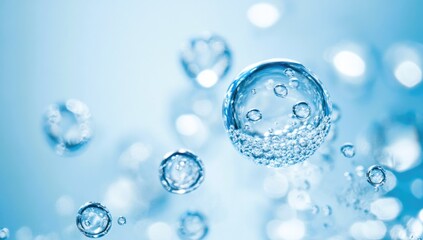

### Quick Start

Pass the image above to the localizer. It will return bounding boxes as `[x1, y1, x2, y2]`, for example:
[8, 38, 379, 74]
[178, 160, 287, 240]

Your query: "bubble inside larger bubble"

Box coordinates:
[223, 59, 332, 167]
[75, 202, 112, 238]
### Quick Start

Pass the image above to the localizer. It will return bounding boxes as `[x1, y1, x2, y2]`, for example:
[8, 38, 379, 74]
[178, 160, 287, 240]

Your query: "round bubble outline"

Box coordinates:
[75, 202, 113, 238]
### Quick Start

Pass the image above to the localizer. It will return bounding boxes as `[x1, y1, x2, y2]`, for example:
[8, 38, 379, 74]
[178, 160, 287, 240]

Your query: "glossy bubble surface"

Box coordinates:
[76, 202, 112, 238]
[223, 59, 332, 167]
[180, 33, 232, 88]
[178, 211, 208, 240]
[340, 143, 355, 158]
[117, 216, 127, 226]
[43, 99, 92, 156]
[367, 165, 386, 188]
[159, 150, 205, 194]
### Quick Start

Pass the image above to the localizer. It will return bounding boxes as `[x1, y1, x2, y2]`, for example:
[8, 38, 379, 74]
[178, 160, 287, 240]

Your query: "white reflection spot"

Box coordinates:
[333, 50, 366, 78]
[394, 60, 422, 88]
[247, 3, 280, 28]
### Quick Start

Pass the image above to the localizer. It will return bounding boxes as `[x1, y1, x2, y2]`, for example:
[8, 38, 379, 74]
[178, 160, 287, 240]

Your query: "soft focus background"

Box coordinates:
[0, 0, 423, 239]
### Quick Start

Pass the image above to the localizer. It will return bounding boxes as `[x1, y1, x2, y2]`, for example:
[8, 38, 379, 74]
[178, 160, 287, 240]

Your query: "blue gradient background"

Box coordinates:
[1, 0, 423, 239]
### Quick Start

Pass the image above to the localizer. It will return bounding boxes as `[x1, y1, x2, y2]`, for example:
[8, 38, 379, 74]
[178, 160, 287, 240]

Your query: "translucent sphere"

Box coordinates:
[0, 228, 9, 239]
[117, 216, 127, 226]
[223, 59, 332, 167]
[340, 143, 355, 158]
[43, 99, 92, 156]
[76, 202, 112, 238]
[180, 33, 232, 88]
[178, 211, 208, 240]
[367, 165, 386, 188]
[159, 149, 205, 194]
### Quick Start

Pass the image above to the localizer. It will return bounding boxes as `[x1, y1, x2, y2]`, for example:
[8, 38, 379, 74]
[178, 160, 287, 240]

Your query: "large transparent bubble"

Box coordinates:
[223, 59, 332, 167]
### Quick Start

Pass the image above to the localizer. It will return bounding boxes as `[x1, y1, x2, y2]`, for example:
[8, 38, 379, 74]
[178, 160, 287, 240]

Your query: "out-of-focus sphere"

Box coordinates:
[159, 150, 205, 194]
[177, 211, 208, 240]
[0, 228, 10, 239]
[43, 99, 92, 156]
[75, 202, 112, 238]
[223, 59, 332, 167]
[180, 33, 232, 88]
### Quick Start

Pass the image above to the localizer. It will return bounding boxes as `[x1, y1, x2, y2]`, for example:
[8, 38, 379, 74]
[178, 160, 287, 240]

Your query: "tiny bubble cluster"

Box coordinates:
[223, 59, 332, 167]
[76, 202, 112, 238]
[180, 33, 232, 88]
[340, 143, 355, 158]
[367, 165, 386, 188]
[178, 211, 208, 240]
[159, 149, 205, 194]
[43, 99, 92, 156]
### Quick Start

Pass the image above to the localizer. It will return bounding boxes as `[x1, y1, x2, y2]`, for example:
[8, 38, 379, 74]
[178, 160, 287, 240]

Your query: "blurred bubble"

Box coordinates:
[76, 202, 112, 238]
[333, 50, 366, 78]
[180, 33, 232, 88]
[223, 59, 332, 167]
[367, 113, 422, 172]
[385, 42, 423, 89]
[350, 220, 387, 240]
[367, 165, 386, 188]
[390, 224, 407, 240]
[247, 3, 280, 28]
[322, 205, 332, 216]
[103, 178, 139, 215]
[55, 195, 75, 216]
[43, 99, 92, 156]
[16, 227, 32, 240]
[263, 172, 289, 199]
[0, 228, 9, 239]
[159, 149, 205, 194]
[119, 141, 153, 170]
[370, 197, 402, 221]
[117, 216, 127, 226]
[419, 209, 423, 222]
[407, 218, 423, 239]
[266, 219, 305, 240]
[287, 190, 311, 210]
[177, 211, 208, 240]
[331, 104, 341, 123]
[411, 178, 423, 199]
[340, 143, 355, 158]
[147, 222, 173, 240]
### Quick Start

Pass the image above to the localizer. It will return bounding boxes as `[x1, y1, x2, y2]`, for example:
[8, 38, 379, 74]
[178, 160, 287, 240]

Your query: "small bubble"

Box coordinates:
[251, 89, 256, 95]
[159, 149, 205, 194]
[273, 84, 288, 98]
[293, 102, 311, 120]
[344, 172, 353, 181]
[178, 211, 208, 240]
[117, 216, 127, 226]
[355, 165, 365, 177]
[367, 165, 386, 188]
[311, 205, 320, 215]
[331, 104, 341, 122]
[340, 143, 355, 158]
[246, 109, 262, 122]
[289, 78, 300, 88]
[284, 68, 295, 77]
[322, 205, 332, 216]
[76, 202, 112, 238]
[0, 228, 10, 239]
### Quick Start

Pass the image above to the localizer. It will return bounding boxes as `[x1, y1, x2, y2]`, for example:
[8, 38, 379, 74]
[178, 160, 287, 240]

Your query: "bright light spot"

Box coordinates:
[385, 134, 421, 172]
[176, 114, 204, 136]
[263, 173, 289, 199]
[147, 222, 173, 240]
[407, 218, 423, 238]
[333, 50, 366, 78]
[287, 190, 311, 210]
[247, 3, 280, 28]
[55, 195, 75, 216]
[119, 142, 153, 170]
[350, 220, 387, 240]
[196, 69, 218, 88]
[103, 178, 138, 215]
[267, 219, 305, 240]
[419, 209, 423, 222]
[394, 60, 422, 88]
[411, 178, 423, 199]
[381, 170, 397, 192]
[390, 225, 407, 240]
[370, 197, 402, 221]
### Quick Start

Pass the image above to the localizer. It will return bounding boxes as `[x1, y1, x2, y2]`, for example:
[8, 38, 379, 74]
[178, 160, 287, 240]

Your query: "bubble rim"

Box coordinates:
[177, 210, 209, 240]
[75, 202, 113, 238]
[366, 165, 387, 187]
[159, 149, 205, 194]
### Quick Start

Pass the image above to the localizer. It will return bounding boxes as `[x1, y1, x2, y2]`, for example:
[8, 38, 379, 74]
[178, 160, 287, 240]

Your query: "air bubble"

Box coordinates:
[76, 202, 112, 238]
[223, 59, 331, 167]
[367, 165, 386, 188]
[0, 228, 10, 239]
[289, 78, 300, 88]
[117, 216, 127, 226]
[274, 84, 288, 97]
[178, 211, 208, 240]
[340, 143, 355, 158]
[159, 149, 205, 194]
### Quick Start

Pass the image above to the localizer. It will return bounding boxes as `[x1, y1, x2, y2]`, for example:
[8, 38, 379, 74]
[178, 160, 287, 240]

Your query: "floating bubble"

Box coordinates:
[43, 99, 92, 156]
[0, 228, 9, 239]
[246, 109, 262, 122]
[222, 59, 332, 167]
[180, 33, 232, 88]
[331, 104, 341, 123]
[178, 211, 208, 240]
[273, 84, 288, 98]
[159, 149, 205, 194]
[340, 143, 355, 158]
[322, 205, 332, 216]
[76, 202, 112, 238]
[367, 165, 386, 188]
[117, 216, 127, 226]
